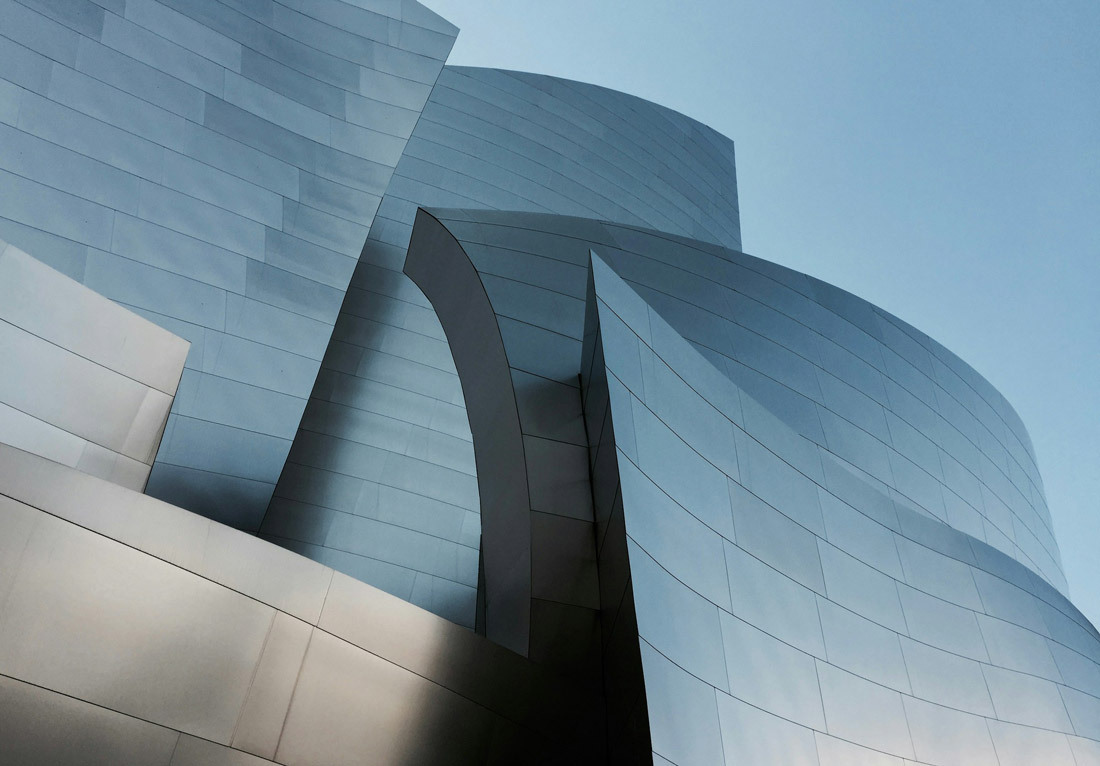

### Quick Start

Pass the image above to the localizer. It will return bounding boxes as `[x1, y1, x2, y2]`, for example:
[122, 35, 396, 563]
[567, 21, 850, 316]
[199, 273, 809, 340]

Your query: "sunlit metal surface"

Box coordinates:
[0, 238, 188, 490]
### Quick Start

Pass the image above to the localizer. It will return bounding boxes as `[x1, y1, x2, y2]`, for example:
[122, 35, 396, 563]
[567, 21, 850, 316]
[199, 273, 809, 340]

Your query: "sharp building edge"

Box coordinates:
[0, 2, 1096, 765]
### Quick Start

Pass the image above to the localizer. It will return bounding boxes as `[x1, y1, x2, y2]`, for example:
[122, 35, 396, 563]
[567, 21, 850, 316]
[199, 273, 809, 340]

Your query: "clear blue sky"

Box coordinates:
[424, 0, 1100, 627]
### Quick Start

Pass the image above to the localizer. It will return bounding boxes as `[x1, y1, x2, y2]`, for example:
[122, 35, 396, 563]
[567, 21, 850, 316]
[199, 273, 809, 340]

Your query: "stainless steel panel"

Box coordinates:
[0, 510, 274, 743]
[734, 427, 825, 537]
[1, 242, 189, 392]
[729, 479, 826, 594]
[982, 664, 1074, 731]
[629, 539, 727, 690]
[618, 458, 731, 610]
[724, 540, 826, 657]
[0, 0, 455, 533]
[1070, 736, 1100, 766]
[903, 695, 998, 766]
[1061, 685, 1100, 740]
[715, 690, 820, 765]
[199, 522, 332, 623]
[75, 36, 205, 122]
[814, 732, 904, 766]
[816, 662, 915, 759]
[100, 13, 225, 97]
[274, 630, 496, 766]
[171, 735, 278, 766]
[0, 674, 178, 766]
[817, 598, 910, 693]
[899, 636, 996, 716]
[530, 511, 599, 609]
[719, 610, 826, 730]
[897, 584, 990, 661]
[0, 169, 114, 249]
[630, 397, 735, 540]
[895, 535, 983, 610]
[818, 489, 904, 579]
[124, 0, 242, 71]
[976, 612, 1062, 680]
[818, 539, 907, 634]
[231, 613, 313, 759]
[638, 640, 725, 766]
[987, 720, 1077, 766]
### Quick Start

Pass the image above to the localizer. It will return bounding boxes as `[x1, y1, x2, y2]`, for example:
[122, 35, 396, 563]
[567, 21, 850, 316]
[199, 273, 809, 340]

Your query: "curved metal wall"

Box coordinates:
[416, 209, 1064, 595]
[401, 207, 1098, 763]
[0, 0, 457, 529]
[263, 66, 742, 626]
[584, 256, 1099, 765]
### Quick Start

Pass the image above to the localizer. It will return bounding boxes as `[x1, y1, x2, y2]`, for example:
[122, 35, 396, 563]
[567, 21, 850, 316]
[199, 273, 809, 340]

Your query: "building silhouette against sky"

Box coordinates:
[0, 1, 1098, 764]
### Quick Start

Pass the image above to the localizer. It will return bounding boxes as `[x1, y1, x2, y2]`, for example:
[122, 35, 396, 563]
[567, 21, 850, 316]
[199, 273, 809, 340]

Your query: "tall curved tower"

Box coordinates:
[0, 3, 1096, 765]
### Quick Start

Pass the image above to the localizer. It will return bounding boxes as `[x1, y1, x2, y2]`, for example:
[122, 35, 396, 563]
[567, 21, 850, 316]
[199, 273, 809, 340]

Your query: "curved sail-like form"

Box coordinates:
[405, 207, 1100, 764]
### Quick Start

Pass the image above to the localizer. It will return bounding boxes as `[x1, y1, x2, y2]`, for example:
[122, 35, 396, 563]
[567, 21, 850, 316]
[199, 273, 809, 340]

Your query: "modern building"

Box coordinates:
[0, 2, 1097, 765]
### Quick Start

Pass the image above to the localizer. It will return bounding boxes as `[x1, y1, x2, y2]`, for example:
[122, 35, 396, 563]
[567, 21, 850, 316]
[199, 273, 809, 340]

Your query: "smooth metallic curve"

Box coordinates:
[404, 207, 1100, 764]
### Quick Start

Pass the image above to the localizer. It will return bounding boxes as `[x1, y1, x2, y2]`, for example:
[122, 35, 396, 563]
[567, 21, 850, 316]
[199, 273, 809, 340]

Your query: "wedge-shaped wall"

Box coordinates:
[265, 66, 742, 626]
[0, 239, 188, 490]
[0, 0, 457, 529]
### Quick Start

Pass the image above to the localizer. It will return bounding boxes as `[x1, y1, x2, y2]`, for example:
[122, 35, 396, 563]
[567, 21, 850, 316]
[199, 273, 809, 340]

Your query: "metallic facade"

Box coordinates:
[404, 208, 1100, 763]
[1, 3, 1098, 765]
[0, 0, 456, 529]
[261, 65, 741, 627]
[0, 443, 602, 765]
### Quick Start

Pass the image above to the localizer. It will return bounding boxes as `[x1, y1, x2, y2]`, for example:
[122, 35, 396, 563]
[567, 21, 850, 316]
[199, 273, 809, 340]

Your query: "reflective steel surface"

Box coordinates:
[582, 248, 1099, 765]
[263, 67, 742, 626]
[404, 207, 1099, 764]
[1, 4, 1097, 764]
[0, 0, 457, 529]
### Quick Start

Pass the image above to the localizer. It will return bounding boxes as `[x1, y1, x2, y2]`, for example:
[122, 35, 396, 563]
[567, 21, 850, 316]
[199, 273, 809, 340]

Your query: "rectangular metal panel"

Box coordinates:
[0, 509, 274, 743]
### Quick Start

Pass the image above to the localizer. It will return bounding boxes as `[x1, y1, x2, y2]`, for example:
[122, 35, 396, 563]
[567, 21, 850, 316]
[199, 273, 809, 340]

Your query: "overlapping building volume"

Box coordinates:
[0, 1, 1097, 764]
